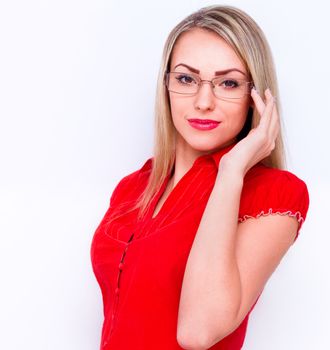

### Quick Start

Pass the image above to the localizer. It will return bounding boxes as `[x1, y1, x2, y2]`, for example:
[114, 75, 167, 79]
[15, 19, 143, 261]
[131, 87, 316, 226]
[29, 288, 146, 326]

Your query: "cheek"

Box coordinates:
[222, 101, 250, 128]
[169, 98, 188, 130]
[169, 97, 185, 117]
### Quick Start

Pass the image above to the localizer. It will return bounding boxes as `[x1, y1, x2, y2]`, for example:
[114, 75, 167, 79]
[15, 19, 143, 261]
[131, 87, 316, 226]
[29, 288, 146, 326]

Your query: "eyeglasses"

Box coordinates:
[165, 71, 254, 100]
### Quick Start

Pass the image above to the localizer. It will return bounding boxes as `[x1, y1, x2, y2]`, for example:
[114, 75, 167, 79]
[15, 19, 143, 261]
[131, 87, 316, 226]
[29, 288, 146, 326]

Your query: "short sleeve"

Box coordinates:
[238, 168, 310, 242]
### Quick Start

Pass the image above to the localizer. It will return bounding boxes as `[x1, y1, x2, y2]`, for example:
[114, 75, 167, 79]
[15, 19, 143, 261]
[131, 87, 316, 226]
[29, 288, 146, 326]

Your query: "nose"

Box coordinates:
[193, 81, 216, 111]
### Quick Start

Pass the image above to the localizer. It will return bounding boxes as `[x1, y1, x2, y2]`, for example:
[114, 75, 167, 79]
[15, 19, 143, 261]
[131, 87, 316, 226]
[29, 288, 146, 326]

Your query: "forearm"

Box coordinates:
[177, 170, 244, 348]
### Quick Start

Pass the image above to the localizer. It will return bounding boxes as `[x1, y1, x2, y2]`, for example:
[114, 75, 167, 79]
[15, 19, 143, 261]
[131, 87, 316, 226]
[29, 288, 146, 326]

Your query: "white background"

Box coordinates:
[0, 0, 329, 349]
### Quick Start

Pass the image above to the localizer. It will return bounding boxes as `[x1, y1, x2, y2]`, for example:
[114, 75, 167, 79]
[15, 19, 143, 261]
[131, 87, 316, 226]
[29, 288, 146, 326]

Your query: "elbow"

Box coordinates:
[176, 302, 241, 349]
[177, 318, 239, 350]
[177, 326, 209, 350]
[177, 328, 230, 350]
[203, 322, 241, 349]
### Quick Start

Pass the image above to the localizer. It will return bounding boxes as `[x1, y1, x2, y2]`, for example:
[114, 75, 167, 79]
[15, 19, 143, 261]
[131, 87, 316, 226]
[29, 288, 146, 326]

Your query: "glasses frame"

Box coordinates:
[165, 71, 254, 100]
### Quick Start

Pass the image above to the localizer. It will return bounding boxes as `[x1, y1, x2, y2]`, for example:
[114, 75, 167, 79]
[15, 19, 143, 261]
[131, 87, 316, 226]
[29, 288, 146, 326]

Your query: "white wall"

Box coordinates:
[0, 0, 328, 349]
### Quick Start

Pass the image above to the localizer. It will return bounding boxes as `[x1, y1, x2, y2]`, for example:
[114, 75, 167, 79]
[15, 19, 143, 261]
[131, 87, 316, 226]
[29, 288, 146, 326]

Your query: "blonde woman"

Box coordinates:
[91, 5, 309, 350]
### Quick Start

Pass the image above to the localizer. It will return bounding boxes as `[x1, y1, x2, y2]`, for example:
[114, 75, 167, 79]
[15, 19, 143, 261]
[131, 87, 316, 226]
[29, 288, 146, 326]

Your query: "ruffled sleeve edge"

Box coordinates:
[238, 208, 305, 242]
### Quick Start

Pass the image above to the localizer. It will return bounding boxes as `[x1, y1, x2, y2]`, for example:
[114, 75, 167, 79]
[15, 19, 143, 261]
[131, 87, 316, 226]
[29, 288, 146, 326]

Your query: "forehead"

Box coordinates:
[170, 28, 246, 74]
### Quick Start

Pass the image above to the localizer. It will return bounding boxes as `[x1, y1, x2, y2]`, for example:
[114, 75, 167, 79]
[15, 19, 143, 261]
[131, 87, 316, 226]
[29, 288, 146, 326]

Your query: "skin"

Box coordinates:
[156, 28, 299, 349]
[168, 27, 252, 190]
[153, 27, 253, 217]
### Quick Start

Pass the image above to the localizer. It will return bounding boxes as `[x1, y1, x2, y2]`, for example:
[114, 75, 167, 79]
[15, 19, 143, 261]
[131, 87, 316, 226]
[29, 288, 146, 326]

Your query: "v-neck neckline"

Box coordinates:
[145, 142, 238, 223]
[150, 174, 173, 220]
[148, 173, 173, 222]
[147, 164, 195, 222]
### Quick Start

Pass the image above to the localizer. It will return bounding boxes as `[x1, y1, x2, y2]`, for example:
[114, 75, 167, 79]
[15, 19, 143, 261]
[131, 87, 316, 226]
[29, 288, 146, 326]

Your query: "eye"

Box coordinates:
[175, 74, 197, 85]
[220, 79, 239, 88]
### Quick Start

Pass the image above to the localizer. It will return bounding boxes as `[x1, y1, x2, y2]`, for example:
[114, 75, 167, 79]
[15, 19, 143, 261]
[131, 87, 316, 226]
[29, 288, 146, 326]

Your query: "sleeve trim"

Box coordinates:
[238, 208, 305, 226]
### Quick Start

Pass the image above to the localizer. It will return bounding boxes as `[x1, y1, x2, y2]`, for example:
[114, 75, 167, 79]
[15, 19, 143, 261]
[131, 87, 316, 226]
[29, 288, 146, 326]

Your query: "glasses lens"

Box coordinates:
[167, 72, 199, 94]
[213, 77, 250, 99]
[166, 72, 252, 99]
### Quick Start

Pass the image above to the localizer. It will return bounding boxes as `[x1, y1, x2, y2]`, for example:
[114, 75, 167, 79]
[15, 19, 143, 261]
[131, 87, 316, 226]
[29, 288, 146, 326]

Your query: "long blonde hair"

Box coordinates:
[115, 5, 287, 222]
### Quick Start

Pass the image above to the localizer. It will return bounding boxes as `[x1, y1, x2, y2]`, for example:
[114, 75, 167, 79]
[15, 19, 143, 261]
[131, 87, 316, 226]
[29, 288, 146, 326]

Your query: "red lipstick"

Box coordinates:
[187, 118, 221, 131]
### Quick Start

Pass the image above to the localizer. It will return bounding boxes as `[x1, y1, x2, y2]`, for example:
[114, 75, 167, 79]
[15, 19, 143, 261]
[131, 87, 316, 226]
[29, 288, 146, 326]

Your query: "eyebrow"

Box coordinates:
[173, 63, 247, 77]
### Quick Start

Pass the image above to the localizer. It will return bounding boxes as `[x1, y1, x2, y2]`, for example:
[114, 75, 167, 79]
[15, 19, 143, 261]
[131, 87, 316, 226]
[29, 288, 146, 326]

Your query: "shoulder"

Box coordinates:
[109, 157, 153, 206]
[239, 163, 310, 239]
[244, 163, 308, 194]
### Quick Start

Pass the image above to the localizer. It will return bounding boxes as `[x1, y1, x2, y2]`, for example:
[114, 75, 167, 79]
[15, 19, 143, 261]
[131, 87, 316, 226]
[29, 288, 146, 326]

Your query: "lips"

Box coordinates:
[187, 118, 221, 131]
[187, 118, 220, 124]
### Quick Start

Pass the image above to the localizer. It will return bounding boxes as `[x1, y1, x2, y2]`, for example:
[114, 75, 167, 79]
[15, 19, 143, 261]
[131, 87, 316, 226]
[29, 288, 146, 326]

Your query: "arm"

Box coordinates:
[176, 169, 243, 349]
[177, 88, 296, 349]
[176, 168, 298, 350]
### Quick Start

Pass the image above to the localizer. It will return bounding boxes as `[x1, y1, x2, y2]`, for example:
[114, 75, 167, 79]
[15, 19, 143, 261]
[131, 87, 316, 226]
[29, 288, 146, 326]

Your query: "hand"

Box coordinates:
[219, 88, 280, 177]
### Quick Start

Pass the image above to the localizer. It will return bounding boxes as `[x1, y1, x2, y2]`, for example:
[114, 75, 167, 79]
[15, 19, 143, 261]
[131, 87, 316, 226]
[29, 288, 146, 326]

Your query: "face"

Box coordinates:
[168, 27, 252, 156]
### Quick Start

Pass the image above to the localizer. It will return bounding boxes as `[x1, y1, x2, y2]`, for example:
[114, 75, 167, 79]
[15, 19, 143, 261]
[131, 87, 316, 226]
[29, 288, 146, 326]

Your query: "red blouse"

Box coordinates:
[90, 141, 309, 350]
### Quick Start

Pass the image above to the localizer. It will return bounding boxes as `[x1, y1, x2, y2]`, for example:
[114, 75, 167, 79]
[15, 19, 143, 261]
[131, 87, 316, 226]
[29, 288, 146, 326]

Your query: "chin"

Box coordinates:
[188, 132, 235, 147]
[181, 138, 226, 154]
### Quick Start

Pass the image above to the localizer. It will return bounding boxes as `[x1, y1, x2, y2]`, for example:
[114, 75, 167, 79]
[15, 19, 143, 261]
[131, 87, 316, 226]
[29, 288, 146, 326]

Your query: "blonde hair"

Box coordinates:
[114, 5, 287, 222]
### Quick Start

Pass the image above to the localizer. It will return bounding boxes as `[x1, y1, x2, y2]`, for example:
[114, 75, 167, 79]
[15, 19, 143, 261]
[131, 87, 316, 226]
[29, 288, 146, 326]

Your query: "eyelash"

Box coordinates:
[175, 74, 194, 84]
[175, 74, 240, 88]
[221, 80, 239, 88]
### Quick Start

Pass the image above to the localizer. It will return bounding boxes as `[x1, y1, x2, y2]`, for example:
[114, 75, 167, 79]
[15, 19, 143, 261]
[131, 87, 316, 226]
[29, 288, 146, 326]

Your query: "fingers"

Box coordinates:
[257, 89, 275, 130]
[268, 97, 280, 140]
[251, 87, 266, 116]
[264, 89, 280, 142]
[251, 87, 279, 148]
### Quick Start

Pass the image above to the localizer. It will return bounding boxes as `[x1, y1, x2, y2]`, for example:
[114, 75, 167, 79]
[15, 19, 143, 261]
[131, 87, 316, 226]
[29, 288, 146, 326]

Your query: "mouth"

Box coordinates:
[187, 118, 221, 131]
[187, 118, 220, 124]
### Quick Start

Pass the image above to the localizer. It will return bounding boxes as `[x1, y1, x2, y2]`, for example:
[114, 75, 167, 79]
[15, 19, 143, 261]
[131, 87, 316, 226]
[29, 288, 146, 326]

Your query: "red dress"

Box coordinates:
[90, 141, 309, 349]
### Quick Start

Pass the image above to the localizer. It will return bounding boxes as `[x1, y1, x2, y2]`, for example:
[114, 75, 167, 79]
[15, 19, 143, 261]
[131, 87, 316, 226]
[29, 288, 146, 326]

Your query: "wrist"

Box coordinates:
[215, 168, 244, 187]
[218, 155, 247, 177]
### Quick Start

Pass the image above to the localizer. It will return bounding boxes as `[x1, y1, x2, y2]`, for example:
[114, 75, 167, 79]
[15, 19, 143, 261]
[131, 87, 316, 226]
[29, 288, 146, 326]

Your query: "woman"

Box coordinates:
[91, 5, 309, 350]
